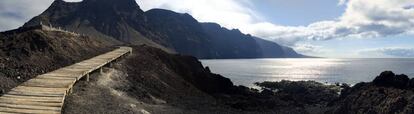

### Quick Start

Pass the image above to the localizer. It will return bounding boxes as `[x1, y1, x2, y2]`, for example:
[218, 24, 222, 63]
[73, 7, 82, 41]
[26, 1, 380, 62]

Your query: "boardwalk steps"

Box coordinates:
[0, 47, 132, 114]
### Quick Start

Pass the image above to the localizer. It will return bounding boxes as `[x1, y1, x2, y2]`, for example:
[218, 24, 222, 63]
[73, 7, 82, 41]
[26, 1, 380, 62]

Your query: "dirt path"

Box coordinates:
[62, 64, 192, 114]
[63, 67, 144, 114]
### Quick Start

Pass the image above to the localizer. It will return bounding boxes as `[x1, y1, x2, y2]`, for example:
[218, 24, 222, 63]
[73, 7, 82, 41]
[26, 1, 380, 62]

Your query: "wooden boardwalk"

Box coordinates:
[0, 47, 132, 114]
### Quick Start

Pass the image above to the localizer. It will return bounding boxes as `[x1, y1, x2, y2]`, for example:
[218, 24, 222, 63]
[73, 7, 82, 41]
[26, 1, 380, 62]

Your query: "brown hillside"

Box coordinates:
[0, 26, 113, 94]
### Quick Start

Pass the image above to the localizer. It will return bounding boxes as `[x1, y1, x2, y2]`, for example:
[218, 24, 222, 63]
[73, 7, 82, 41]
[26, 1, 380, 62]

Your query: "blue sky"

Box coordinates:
[251, 0, 346, 26]
[246, 0, 414, 58]
[1, 0, 414, 58]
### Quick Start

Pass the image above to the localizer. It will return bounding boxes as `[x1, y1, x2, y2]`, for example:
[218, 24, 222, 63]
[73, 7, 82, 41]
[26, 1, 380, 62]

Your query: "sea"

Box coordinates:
[201, 58, 414, 87]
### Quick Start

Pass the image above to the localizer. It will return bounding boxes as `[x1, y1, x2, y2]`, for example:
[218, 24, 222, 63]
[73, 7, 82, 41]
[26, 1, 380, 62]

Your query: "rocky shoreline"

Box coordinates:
[326, 71, 414, 114]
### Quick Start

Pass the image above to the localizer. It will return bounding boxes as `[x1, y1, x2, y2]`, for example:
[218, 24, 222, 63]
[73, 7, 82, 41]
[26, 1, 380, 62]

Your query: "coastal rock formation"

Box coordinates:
[327, 71, 414, 114]
[373, 71, 410, 89]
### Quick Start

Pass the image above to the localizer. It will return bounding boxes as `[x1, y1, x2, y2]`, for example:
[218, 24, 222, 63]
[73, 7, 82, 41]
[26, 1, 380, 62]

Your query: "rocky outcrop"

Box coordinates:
[373, 71, 411, 89]
[327, 71, 414, 114]
[255, 80, 340, 105]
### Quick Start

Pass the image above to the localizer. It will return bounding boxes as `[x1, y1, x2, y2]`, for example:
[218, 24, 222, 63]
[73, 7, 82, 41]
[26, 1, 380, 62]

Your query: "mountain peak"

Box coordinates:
[50, 0, 70, 5]
[82, 0, 137, 5]
[80, 0, 141, 12]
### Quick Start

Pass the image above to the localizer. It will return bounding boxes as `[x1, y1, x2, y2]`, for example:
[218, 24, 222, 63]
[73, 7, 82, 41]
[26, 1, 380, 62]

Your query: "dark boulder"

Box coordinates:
[409, 78, 414, 88]
[205, 66, 211, 73]
[373, 71, 395, 87]
[261, 89, 274, 96]
[393, 74, 409, 89]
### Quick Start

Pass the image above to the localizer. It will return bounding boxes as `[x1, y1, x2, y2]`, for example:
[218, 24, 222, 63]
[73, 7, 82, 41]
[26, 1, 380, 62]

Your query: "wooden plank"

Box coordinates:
[21, 84, 71, 88]
[14, 86, 68, 92]
[60, 68, 90, 72]
[27, 78, 75, 83]
[9, 90, 66, 96]
[22, 81, 73, 88]
[8, 90, 65, 95]
[0, 103, 61, 110]
[0, 107, 60, 114]
[49, 70, 85, 75]
[0, 99, 62, 107]
[39, 75, 81, 80]
[28, 78, 75, 83]
[7, 92, 65, 97]
[0, 111, 18, 114]
[2, 95, 63, 101]
[0, 97, 62, 103]
[41, 73, 74, 77]
[75, 62, 102, 66]
[10, 90, 66, 95]
[36, 76, 77, 80]
[65, 65, 95, 70]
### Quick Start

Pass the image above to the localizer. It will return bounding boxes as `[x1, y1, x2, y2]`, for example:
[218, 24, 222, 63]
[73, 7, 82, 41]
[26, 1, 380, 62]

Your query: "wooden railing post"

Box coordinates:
[86, 74, 90, 82]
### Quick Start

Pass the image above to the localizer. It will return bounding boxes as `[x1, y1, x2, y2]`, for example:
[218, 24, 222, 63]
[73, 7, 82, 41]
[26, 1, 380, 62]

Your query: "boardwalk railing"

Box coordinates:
[0, 47, 132, 114]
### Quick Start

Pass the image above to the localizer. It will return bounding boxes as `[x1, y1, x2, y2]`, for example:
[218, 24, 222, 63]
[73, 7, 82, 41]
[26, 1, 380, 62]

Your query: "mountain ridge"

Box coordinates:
[23, 0, 307, 59]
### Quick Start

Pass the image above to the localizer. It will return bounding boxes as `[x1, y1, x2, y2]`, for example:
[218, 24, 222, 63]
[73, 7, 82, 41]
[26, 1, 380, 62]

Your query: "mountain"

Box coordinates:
[23, 0, 168, 51]
[254, 37, 305, 58]
[201, 23, 262, 58]
[253, 37, 286, 58]
[144, 9, 215, 58]
[281, 46, 307, 58]
[24, 0, 306, 59]
[201, 23, 305, 58]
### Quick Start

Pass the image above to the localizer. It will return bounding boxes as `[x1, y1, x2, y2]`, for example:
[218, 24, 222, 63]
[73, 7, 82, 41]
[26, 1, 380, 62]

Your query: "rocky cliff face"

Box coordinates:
[24, 0, 305, 59]
[145, 9, 215, 58]
[253, 37, 286, 58]
[201, 23, 262, 58]
[0, 25, 112, 94]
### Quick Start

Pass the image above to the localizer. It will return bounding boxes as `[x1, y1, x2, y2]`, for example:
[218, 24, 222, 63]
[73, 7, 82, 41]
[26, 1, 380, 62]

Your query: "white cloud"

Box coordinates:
[137, 0, 263, 30]
[359, 47, 414, 58]
[293, 43, 326, 55]
[338, 0, 348, 6]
